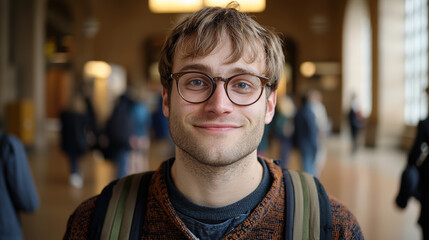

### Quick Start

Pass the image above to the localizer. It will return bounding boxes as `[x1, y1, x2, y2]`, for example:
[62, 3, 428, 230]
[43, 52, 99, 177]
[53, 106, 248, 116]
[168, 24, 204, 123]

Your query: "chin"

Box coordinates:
[192, 147, 255, 168]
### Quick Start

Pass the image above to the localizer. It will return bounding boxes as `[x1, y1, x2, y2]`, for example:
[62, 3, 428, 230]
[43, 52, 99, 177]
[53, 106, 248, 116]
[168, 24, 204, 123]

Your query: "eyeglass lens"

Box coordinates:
[176, 72, 264, 105]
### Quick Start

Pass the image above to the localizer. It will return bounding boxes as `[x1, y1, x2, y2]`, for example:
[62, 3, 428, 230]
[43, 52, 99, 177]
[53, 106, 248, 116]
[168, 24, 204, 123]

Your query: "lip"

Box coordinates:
[194, 123, 240, 132]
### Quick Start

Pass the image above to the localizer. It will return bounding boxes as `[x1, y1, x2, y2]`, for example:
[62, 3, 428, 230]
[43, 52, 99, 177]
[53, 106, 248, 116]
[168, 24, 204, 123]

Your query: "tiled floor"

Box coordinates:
[318, 136, 421, 240]
[20, 132, 421, 239]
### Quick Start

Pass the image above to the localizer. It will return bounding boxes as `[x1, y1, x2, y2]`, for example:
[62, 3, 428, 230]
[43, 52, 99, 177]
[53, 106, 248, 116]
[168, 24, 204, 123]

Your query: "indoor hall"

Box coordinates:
[0, 0, 428, 239]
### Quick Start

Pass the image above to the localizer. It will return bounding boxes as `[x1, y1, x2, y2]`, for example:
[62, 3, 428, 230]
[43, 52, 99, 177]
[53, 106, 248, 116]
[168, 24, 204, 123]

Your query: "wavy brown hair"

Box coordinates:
[158, 2, 284, 97]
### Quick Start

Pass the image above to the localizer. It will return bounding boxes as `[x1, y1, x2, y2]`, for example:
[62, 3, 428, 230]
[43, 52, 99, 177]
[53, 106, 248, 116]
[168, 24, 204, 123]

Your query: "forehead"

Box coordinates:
[173, 34, 266, 74]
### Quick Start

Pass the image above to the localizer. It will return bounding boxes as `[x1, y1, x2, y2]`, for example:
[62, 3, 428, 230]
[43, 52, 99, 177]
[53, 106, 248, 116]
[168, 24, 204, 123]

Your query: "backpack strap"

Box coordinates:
[283, 169, 332, 240]
[129, 171, 154, 239]
[89, 179, 118, 239]
[89, 171, 154, 240]
[283, 170, 294, 240]
[315, 175, 333, 240]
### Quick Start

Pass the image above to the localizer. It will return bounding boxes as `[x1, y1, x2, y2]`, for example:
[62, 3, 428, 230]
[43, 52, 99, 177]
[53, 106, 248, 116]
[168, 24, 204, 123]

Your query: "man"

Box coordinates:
[64, 4, 363, 239]
[348, 93, 363, 153]
[294, 94, 319, 176]
[60, 92, 89, 188]
[104, 92, 135, 178]
[308, 89, 330, 176]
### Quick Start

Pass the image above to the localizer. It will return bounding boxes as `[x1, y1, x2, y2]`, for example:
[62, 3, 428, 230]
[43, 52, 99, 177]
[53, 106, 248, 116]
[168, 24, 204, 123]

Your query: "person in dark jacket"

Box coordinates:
[396, 87, 429, 239]
[104, 92, 135, 178]
[294, 94, 318, 175]
[0, 132, 39, 240]
[60, 93, 89, 188]
[348, 94, 363, 153]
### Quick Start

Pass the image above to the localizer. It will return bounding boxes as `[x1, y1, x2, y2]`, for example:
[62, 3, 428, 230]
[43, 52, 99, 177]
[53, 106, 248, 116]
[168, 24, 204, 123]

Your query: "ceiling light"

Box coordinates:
[149, 0, 266, 13]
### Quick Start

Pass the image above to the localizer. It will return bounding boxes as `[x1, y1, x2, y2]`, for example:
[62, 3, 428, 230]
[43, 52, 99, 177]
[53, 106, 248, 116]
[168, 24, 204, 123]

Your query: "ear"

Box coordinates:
[162, 87, 170, 117]
[264, 90, 277, 124]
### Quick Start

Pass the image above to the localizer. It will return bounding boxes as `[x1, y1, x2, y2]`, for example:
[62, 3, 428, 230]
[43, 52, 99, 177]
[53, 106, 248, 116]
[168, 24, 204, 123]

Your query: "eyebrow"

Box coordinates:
[177, 64, 259, 77]
[178, 64, 211, 73]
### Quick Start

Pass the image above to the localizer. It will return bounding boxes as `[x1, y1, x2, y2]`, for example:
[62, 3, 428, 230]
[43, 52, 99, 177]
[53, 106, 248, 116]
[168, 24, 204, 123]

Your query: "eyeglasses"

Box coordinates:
[170, 71, 271, 106]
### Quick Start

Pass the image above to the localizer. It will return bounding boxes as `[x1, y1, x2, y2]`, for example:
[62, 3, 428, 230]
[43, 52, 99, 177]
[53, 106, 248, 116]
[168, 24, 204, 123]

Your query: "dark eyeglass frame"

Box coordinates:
[170, 71, 271, 106]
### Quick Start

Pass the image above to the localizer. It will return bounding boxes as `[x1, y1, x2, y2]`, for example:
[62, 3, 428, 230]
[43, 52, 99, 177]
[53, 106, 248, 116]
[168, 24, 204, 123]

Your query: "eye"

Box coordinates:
[229, 76, 259, 94]
[180, 73, 212, 91]
[235, 82, 252, 89]
[188, 79, 206, 87]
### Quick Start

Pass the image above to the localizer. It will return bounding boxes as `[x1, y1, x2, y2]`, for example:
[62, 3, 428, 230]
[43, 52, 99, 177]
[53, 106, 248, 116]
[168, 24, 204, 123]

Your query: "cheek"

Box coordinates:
[245, 104, 268, 126]
[166, 90, 198, 121]
[247, 99, 271, 125]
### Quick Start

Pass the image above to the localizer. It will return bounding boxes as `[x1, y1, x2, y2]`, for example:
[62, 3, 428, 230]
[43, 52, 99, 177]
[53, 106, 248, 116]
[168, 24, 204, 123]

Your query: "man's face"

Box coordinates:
[162, 38, 276, 167]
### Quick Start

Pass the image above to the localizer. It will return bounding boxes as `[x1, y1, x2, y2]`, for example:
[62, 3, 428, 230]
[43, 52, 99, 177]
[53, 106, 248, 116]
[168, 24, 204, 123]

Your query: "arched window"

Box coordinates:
[405, 0, 428, 124]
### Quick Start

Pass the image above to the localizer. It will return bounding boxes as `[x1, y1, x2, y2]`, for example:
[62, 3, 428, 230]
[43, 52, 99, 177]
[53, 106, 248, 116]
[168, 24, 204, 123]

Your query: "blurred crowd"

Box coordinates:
[258, 89, 363, 177]
[59, 83, 173, 188]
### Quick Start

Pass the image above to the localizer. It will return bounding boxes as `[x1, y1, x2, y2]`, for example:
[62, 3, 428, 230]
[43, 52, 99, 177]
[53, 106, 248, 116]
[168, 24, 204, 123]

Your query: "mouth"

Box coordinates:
[194, 123, 240, 133]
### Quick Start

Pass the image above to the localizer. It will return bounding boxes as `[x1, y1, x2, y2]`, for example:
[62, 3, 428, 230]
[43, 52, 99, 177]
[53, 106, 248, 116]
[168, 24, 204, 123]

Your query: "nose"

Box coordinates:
[204, 80, 234, 114]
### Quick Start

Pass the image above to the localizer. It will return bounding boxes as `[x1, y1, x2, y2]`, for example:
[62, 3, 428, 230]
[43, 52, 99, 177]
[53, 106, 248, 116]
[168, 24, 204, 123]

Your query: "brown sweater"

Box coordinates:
[64, 159, 363, 239]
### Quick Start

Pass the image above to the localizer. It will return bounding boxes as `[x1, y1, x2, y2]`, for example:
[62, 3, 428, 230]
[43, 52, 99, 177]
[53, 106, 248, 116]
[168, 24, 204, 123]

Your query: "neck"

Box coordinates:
[171, 149, 263, 207]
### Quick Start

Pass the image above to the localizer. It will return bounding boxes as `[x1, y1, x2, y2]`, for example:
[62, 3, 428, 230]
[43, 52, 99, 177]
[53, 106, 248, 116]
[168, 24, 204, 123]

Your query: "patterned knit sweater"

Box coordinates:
[63, 159, 363, 239]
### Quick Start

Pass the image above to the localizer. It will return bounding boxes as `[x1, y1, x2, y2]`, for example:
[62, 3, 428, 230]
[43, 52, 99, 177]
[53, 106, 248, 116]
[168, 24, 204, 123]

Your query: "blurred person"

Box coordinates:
[396, 87, 429, 239]
[0, 132, 39, 239]
[294, 94, 319, 175]
[273, 94, 295, 169]
[308, 89, 330, 176]
[64, 4, 363, 239]
[104, 91, 135, 178]
[348, 93, 363, 153]
[81, 84, 99, 150]
[152, 93, 175, 158]
[128, 89, 152, 174]
[60, 92, 90, 188]
[152, 94, 170, 140]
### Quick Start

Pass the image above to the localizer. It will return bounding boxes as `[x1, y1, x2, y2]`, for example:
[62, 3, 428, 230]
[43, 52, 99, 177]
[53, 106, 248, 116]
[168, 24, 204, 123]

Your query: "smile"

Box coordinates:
[194, 123, 240, 132]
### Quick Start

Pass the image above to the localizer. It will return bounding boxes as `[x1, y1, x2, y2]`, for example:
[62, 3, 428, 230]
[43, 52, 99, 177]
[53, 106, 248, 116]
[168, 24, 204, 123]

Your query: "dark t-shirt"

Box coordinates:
[166, 158, 271, 240]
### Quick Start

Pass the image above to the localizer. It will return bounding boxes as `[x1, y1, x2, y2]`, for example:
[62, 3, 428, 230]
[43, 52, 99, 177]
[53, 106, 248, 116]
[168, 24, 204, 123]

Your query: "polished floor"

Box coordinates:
[20, 132, 421, 240]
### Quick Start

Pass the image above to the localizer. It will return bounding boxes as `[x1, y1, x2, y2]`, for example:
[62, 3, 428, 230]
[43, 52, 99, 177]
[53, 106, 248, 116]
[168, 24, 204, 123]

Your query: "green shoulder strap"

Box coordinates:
[101, 173, 142, 240]
[97, 171, 156, 240]
[252, 158, 332, 239]
[286, 169, 326, 240]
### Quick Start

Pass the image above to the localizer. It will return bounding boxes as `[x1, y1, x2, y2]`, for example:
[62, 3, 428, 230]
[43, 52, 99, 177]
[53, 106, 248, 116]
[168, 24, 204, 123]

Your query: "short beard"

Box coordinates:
[168, 112, 264, 169]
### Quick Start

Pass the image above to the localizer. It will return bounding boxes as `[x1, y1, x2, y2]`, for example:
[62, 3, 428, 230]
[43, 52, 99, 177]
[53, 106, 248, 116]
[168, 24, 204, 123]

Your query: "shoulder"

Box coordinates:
[2, 134, 23, 149]
[264, 161, 364, 239]
[1, 134, 27, 162]
[329, 195, 364, 240]
[63, 196, 98, 240]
